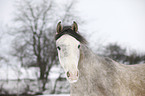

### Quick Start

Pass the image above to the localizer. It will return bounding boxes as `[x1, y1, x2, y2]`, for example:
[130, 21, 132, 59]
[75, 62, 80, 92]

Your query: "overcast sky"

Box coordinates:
[77, 0, 145, 52]
[0, 0, 145, 53]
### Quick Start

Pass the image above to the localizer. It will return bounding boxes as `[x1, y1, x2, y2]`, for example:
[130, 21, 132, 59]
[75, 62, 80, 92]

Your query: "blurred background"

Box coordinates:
[0, 0, 145, 95]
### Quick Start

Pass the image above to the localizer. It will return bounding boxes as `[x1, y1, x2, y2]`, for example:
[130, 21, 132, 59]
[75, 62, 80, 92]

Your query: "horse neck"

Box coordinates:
[78, 44, 116, 80]
[79, 44, 102, 69]
[77, 45, 116, 94]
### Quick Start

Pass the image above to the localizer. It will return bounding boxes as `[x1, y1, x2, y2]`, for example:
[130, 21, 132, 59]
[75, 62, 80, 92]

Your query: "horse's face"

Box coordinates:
[56, 21, 80, 83]
[56, 35, 80, 83]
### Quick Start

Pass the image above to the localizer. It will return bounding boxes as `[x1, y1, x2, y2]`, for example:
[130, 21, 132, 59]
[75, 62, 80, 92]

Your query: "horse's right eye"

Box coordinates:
[57, 46, 61, 50]
[78, 45, 80, 48]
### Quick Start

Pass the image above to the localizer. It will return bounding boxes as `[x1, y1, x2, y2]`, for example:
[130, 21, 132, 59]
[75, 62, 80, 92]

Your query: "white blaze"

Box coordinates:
[56, 35, 80, 83]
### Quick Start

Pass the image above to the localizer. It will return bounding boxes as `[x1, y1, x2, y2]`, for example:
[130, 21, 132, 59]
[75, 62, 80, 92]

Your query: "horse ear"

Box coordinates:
[57, 21, 63, 34]
[72, 21, 78, 32]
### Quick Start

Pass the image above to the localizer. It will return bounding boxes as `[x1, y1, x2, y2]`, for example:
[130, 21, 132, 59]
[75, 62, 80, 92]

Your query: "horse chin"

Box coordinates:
[68, 78, 78, 83]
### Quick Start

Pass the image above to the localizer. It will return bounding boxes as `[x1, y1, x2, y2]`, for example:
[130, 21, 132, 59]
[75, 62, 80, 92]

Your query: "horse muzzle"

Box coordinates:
[66, 71, 79, 83]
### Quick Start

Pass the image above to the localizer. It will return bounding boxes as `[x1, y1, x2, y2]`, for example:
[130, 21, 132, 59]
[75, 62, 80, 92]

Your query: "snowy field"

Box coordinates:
[37, 94, 70, 96]
[0, 66, 70, 94]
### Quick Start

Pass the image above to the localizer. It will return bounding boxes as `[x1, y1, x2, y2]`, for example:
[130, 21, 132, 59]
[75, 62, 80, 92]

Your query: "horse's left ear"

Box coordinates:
[56, 21, 63, 34]
[72, 21, 78, 32]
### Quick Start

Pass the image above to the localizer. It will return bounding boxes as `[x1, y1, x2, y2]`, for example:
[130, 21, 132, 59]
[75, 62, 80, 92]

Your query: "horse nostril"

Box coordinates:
[67, 71, 70, 78]
[77, 71, 79, 76]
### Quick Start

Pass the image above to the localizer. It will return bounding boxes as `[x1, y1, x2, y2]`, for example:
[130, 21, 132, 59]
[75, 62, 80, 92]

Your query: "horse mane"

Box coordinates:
[55, 26, 87, 44]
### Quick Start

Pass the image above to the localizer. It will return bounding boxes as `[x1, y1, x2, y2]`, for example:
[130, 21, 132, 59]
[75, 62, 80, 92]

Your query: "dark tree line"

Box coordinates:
[102, 43, 145, 65]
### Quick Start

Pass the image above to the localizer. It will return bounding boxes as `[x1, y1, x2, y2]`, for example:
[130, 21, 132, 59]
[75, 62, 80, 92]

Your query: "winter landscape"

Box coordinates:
[0, 0, 145, 96]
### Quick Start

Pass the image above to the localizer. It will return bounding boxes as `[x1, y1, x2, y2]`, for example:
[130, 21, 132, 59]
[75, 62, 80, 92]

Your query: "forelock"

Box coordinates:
[55, 26, 87, 44]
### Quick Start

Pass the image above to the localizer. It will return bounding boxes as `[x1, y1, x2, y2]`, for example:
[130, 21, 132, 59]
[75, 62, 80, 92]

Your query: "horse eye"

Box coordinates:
[57, 46, 61, 50]
[78, 45, 80, 48]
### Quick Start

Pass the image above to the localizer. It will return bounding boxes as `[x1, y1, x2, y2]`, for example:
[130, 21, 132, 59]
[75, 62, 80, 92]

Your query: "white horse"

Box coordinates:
[55, 21, 145, 96]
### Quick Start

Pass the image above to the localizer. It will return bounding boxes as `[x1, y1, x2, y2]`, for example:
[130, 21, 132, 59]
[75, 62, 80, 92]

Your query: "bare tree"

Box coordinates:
[103, 43, 127, 63]
[126, 50, 145, 64]
[102, 43, 145, 65]
[0, 23, 9, 68]
[12, 0, 80, 91]
[0, 23, 4, 61]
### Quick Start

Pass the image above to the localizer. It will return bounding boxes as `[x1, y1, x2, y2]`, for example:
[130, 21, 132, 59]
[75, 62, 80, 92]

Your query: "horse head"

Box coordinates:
[55, 21, 86, 83]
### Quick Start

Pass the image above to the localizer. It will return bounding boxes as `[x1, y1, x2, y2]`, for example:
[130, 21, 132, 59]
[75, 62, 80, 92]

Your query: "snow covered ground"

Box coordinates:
[0, 65, 64, 80]
[0, 65, 70, 94]
[38, 94, 70, 96]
